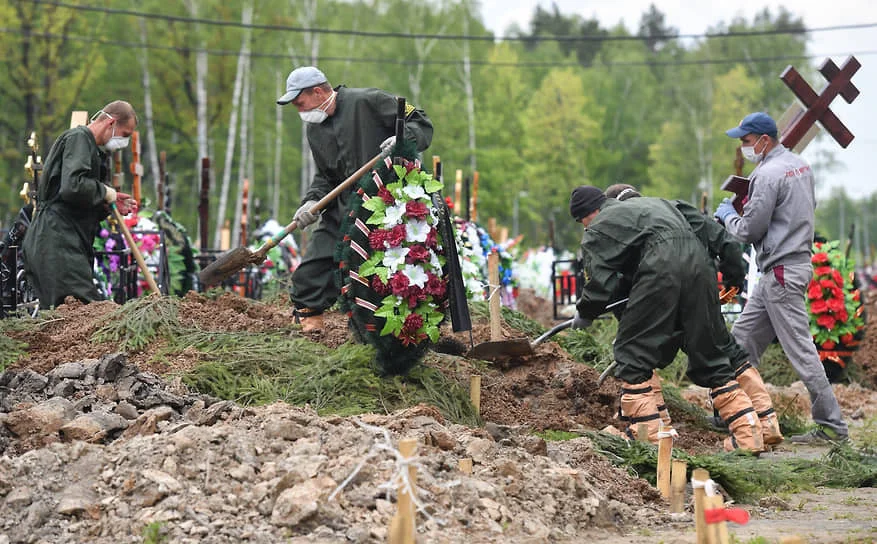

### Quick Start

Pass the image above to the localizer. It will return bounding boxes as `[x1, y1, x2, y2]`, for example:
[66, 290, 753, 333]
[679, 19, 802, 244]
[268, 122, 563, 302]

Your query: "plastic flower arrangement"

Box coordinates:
[353, 161, 447, 346]
[455, 219, 519, 307]
[806, 240, 865, 351]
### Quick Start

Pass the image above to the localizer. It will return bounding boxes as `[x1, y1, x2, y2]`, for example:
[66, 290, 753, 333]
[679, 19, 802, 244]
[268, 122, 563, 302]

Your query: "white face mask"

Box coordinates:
[741, 136, 765, 163]
[104, 135, 130, 152]
[298, 91, 336, 124]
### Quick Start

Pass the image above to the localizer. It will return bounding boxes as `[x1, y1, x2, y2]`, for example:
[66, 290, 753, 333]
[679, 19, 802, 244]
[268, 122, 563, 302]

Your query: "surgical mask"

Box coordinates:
[104, 135, 130, 151]
[741, 136, 765, 163]
[299, 91, 336, 124]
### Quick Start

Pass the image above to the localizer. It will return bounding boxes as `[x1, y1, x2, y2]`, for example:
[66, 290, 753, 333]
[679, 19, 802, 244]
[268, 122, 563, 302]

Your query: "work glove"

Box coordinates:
[380, 136, 396, 154]
[571, 311, 593, 330]
[714, 198, 738, 225]
[294, 200, 320, 228]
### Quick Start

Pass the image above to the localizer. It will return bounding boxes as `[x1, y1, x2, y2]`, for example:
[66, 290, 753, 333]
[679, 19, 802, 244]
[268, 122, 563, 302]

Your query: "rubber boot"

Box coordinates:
[710, 380, 764, 453]
[735, 363, 783, 446]
[619, 380, 663, 443]
[294, 308, 324, 333]
[649, 371, 673, 430]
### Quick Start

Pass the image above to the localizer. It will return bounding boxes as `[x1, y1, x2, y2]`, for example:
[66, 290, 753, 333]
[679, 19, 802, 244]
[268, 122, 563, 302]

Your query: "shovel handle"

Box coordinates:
[252, 152, 385, 262]
[531, 319, 574, 347]
[111, 204, 161, 295]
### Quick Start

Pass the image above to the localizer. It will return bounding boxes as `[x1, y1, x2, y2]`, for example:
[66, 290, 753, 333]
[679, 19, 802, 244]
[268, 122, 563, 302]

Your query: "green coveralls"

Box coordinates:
[291, 86, 434, 314]
[22, 126, 112, 309]
[576, 197, 736, 388]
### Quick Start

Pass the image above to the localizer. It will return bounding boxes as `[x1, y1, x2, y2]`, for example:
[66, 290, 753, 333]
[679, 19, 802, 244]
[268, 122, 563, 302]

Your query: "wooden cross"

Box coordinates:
[129, 131, 143, 207]
[779, 56, 860, 150]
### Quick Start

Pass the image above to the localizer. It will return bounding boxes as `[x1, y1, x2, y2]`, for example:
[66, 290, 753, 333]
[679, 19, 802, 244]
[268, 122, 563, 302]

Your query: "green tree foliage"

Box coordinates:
[0, 0, 865, 260]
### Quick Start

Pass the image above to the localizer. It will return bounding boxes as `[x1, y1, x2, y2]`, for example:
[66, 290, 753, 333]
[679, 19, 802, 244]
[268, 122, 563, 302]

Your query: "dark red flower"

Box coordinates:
[425, 228, 439, 249]
[402, 312, 424, 334]
[837, 309, 849, 323]
[831, 269, 844, 286]
[389, 272, 409, 295]
[405, 244, 430, 264]
[368, 229, 389, 250]
[819, 278, 837, 290]
[403, 161, 417, 174]
[405, 285, 426, 308]
[405, 200, 429, 220]
[807, 281, 823, 300]
[371, 275, 392, 296]
[812, 252, 829, 264]
[378, 187, 395, 205]
[810, 299, 829, 314]
[816, 314, 836, 330]
[425, 272, 446, 297]
[386, 224, 407, 247]
[840, 332, 855, 344]
[821, 339, 836, 349]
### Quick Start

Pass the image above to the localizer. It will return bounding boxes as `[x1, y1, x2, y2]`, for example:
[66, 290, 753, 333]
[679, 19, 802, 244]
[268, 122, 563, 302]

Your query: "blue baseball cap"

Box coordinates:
[725, 112, 778, 138]
[277, 66, 328, 105]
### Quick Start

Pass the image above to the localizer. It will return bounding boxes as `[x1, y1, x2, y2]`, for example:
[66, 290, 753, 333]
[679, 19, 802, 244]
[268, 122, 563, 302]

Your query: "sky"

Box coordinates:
[476, 0, 877, 200]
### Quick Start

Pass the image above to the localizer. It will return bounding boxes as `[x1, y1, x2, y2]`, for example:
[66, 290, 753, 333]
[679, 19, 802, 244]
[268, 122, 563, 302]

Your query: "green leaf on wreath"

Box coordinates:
[424, 177, 443, 194]
[366, 211, 386, 225]
[374, 303, 397, 319]
[393, 165, 408, 181]
[363, 197, 387, 213]
[376, 266, 390, 283]
[381, 315, 404, 336]
[359, 252, 385, 277]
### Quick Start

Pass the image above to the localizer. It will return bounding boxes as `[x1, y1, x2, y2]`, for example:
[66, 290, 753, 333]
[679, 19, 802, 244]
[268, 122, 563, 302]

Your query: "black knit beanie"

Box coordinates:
[569, 186, 606, 221]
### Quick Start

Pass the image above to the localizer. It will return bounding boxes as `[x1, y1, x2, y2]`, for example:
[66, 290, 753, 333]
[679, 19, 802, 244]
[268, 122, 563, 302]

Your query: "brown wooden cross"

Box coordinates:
[780, 56, 860, 149]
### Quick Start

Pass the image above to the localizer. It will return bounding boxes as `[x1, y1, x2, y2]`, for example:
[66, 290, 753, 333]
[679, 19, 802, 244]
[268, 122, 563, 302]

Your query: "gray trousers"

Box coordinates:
[731, 262, 848, 436]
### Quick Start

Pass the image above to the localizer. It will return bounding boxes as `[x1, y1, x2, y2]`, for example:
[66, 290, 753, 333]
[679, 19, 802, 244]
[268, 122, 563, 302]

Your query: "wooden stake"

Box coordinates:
[656, 428, 673, 499]
[112, 149, 123, 191]
[388, 438, 417, 544]
[469, 375, 481, 417]
[458, 458, 473, 475]
[454, 169, 462, 215]
[778, 537, 807, 544]
[706, 494, 729, 544]
[130, 131, 142, 207]
[487, 217, 497, 241]
[470, 171, 479, 222]
[498, 227, 509, 244]
[669, 459, 687, 513]
[220, 219, 231, 251]
[693, 468, 710, 544]
[69, 110, 88, 129]
[157, 151, 166, 211]
[487, 252, 502, 341]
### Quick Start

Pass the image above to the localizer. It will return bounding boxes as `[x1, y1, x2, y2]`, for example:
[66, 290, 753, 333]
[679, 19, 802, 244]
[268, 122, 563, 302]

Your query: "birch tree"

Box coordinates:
[138, 18, 162, 206]
[213, 2, 253, 248]
[231, 58, 252, 245]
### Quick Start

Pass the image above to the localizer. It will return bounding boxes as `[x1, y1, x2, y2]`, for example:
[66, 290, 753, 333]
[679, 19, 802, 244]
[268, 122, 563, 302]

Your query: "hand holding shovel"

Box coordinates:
[199, 152, 385, 286]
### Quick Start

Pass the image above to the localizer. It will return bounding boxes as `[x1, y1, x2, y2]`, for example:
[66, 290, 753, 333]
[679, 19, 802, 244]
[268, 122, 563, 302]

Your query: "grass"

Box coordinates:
[535, 430, 582, 441]
[587, 430, 877, 502]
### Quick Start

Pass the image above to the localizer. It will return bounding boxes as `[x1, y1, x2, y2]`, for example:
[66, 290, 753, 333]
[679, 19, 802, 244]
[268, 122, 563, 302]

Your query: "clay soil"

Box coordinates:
[5, 287, 877, 543]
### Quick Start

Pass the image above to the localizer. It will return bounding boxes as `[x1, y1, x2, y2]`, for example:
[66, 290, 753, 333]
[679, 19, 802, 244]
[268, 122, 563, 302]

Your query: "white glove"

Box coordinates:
[294, 200, 320, 228]
[104, 186, 117, 204]
[380, 136, 396, 153]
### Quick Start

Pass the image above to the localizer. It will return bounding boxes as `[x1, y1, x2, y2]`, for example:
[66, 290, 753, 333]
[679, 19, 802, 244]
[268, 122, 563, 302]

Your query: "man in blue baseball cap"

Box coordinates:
[277, 66, 433, 332]
[715, 111, 849, 445]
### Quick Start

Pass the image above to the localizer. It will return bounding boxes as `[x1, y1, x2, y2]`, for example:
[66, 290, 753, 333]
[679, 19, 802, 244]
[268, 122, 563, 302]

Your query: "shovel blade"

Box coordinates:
[467, 338, 534, 360]
[198, 246, 256, 285]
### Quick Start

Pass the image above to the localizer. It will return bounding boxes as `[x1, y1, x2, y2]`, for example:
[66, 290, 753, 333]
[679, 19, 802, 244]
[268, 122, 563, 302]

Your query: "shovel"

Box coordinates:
[199, 152, 384, 286]
[467, 297, 629, 361]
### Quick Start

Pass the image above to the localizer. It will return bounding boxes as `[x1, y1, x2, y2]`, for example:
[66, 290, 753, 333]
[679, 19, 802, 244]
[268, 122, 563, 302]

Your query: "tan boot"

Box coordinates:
[711, 380, 764, 453]
[294, 309, 324, 333]
[619, 379, 663, 443]
[735, 363, 784, 445]
[649, 371, 673, 430]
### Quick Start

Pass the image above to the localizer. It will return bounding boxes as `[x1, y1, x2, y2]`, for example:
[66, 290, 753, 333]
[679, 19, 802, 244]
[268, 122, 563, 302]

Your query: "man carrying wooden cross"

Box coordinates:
[715, 111, 849, 444]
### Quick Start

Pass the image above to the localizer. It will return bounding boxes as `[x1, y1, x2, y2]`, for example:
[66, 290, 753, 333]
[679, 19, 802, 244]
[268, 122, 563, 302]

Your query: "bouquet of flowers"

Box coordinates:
[806, 239, 866, 378]
[337, 141, 450, 374]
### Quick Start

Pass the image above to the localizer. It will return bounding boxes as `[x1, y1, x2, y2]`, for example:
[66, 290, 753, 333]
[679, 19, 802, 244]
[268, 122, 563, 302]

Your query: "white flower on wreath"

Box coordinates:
[382, 246, 409, 270]
[429, 251, 442, 273]
[405, 219, 430, 243]
[403, 184, 426, 200]
[383, 203, 406, 226]
[403, 264, 428, 288]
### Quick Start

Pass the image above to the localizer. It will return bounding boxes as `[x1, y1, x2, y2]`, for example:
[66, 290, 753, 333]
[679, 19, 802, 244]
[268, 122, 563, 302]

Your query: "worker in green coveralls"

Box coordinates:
[22, 101, 139, 309]
[277, 66, 433, 332]
[568, 186, 764, 452]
